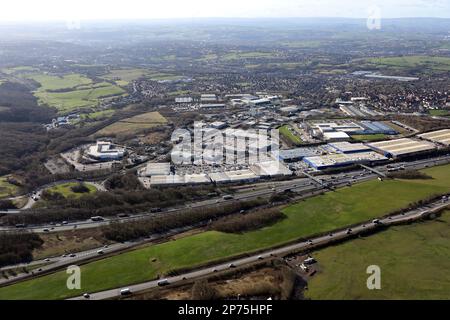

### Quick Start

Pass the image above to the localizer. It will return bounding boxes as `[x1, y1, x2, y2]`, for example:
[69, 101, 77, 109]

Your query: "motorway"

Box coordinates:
[69, 195, 450, 300]
[1, 154, 450, 234]
[1, 155, 448, 291]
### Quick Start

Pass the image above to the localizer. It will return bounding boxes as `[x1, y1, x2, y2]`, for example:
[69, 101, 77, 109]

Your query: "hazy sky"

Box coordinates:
[0, 0, 449, 21]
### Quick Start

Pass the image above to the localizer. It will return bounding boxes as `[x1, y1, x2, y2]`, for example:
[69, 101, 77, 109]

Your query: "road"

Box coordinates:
[1, 154, 449, 233]
[69, 195, 450, 300]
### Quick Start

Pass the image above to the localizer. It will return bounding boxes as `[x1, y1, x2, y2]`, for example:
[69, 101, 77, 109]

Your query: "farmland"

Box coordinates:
[364, 56, 450, 72]
[1, 164, 449, 299]
[306, 210, 450, 300]
[16, 72, 126, 114]
[95, 111, 168, 136]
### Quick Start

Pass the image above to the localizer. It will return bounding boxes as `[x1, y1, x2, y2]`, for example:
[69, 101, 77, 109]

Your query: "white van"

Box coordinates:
[120, 288, 132, 295]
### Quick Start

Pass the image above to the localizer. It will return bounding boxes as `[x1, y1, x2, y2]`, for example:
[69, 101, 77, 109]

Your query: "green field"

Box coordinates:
[102, 69, 150, 86]
[0, 175, 19, 199]
[1, 164, 450, 299]
[25, 74, 93, 91]
[222, 51, 277, 61]
[351, 134, 389, 142]
[279, 125, 302, 144]
[429, 109, 450, 117]
[95, 111, 168, 136]
[365, 56, 450, 72]
[306, 210, 450, 300]
[17, 73, 126, 114]
[46, 182, 97, 199]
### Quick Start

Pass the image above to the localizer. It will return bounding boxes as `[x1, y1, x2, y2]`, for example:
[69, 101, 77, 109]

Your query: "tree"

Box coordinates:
[191, 279, 217, 300]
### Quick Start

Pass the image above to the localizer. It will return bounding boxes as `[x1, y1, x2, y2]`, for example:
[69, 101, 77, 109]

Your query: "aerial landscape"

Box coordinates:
[0, 0, 449, 310]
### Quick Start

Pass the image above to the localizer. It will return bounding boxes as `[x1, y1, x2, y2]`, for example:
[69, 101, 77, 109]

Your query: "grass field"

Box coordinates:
[25, 74, 93, 91]
[46, 182, 97, 199]
[222, 51, 277, 61]
[0, 175, 19, 199]
[279, 125, 302, 144]
[1, 164, 449, 299]
[306, 210, 450, 300]
[95, 111, 168, 136]
[19, 73, 126, 114]
[429, 109, 450, 117]
[365, 56, 450, 72]
[102, 69, 149, 86]
[351, 134, 389, 142]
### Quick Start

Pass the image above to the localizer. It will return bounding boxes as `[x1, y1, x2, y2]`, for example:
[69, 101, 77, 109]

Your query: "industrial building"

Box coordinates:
[418, 129, 450, 146]
[323, 131, 350, 142]
[86, 141, 126, 161]
[142, 162, 171, 176]
[200, 94, 218, 102]
[358, 121, 398, 135]
[278, 147, 324, 162]
[208, 169, 260, 184]
[249, 160, 292, 177]
[367, 138, 436, 158]
[175, 97, 193, 103]
[328, 142, 372, 154]
[303, 152, 387, 170]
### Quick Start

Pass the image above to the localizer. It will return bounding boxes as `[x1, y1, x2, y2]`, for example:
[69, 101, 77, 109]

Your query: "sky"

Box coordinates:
[0, 0, 449, 22]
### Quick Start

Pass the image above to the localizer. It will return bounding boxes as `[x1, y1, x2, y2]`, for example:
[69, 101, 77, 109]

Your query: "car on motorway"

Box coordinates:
[228, 263, 236, 268]
[222, 195, 234, 200]
[150, 208, 162, 213]
[97, 250, 104, 255]
[346, 228, 352, 234]
[90, 216, 104, 222]
[212, 268, 218, 273]
[62, 221, 68, 225]
[43, 228, 50, 232]
[372, 219, 380, 224]
[15, 224, 26, 228]
[257, 255, 263, 260]
[117, 213, 130, 218]
[120, 288, 132, 295]
[69, 253, 76, 258]
[44, 258, 50, 262]
[157, 279, 170, 286]
[83, 293, 90, 299]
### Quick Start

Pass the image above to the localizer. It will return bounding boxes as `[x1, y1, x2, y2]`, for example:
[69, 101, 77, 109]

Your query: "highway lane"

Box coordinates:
[69, 196, 450, 300]
[1, 154, 449, 233]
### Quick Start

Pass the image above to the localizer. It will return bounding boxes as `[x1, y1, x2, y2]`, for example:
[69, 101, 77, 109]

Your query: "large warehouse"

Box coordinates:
[367, 138, 436, 158]
[418, 129, 450, 146]
[328, 142, 372, 154]
[303, 152, 387, 170]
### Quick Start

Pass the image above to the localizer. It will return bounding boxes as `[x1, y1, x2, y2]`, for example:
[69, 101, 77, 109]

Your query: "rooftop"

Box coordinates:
[418, 129, 450, 146]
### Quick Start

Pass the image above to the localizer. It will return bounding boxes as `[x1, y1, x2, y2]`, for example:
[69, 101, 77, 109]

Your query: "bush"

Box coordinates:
[191, 279, 217, 300]
[70, 183, 90, 194]
[0, 232, 43, 268]
[101, 199, 267, 242]
[209, 208, 286, 234]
